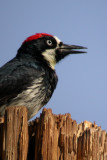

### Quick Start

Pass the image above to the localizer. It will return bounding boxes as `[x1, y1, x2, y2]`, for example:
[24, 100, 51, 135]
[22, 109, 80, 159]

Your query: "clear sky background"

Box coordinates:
[0, 1, 107, 130]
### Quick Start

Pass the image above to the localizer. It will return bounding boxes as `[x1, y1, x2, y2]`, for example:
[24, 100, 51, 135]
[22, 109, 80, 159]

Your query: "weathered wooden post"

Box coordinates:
[0, 121, 5, 160]
[28, 108, 107, 160]
[0, 107, 107, 160]
[4, 106, 28, 160]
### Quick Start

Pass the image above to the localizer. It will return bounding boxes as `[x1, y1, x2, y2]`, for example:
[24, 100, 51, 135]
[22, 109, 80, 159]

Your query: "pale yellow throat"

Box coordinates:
[42, 49, 56, 70]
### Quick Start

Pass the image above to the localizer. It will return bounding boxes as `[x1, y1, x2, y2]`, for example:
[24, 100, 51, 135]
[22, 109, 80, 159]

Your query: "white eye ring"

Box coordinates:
[47, 40, 53, 46]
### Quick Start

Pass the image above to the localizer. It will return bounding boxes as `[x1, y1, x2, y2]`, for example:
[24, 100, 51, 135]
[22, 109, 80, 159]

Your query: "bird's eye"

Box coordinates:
[46, 40, 53, 46]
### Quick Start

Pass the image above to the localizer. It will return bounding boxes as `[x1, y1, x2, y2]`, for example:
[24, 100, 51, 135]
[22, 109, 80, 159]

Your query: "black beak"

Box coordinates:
[59, 44, 87, 54]
[56, 43, 87, 63]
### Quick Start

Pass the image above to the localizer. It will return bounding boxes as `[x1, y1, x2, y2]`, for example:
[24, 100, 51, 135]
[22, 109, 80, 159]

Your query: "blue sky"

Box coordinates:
[0, 1, 107, 130]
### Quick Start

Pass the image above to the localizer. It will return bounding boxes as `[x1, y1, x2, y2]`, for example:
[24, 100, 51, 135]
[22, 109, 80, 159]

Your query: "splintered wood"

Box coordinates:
[0, 107, 107, 160]
[28, 108, 107, 160]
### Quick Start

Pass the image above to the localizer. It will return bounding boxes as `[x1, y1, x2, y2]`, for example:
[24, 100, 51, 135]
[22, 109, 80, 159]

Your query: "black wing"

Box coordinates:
[0, 57, 44, 106]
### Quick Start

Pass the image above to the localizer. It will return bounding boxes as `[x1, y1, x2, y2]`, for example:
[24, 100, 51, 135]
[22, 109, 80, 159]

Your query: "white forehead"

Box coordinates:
[54, 36, 61, 44]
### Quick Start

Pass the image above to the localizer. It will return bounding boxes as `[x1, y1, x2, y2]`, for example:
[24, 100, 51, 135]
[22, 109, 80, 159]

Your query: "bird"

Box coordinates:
[0, 33, 87, 120]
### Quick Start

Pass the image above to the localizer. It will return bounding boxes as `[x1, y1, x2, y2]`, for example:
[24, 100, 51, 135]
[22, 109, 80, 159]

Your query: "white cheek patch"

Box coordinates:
[42, 49, 56, 70]
[54, 36, 61, 46]
[42, 36, 61, 69]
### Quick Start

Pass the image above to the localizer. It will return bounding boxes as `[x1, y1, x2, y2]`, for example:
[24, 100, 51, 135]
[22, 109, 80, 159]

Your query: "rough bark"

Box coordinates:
[28, 108, 107, 160]
[0, 107, 107, 160]
[0, 122, 5, 160]
[4, 106, 28, 160]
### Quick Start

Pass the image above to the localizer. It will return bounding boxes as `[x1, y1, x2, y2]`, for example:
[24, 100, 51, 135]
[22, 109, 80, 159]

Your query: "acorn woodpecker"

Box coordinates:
[0, 33, 87, 120]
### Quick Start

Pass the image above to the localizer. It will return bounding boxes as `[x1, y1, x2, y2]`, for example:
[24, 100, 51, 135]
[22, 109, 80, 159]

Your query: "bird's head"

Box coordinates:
[17, 33, 87, 69]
